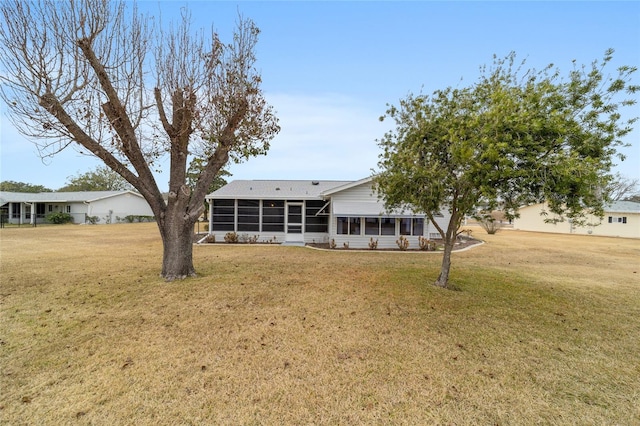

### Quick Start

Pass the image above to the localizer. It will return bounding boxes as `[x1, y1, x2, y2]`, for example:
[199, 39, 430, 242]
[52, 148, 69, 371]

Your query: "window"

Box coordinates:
[365, 217, 379, 235]
[48, 204, 53, 212]
[381, 218, 396, 235]
[337, 217, 349, 235]
[412, 218, 424, 236]
[262, 200, 284, 232]
[305, 200, 329, 233]
[11, 203, 20, 218]
[337, 217, 360, 235]
[400, 218, 411, 235]
[349, 217, 361, 235]
[66, 205, 71, 213]
[212, 199, 235, 231]
[36, 203, 45, 218]
[608, 216, 627, 224]
[237, 199, 259, 232]
[400, 217, 424, 236]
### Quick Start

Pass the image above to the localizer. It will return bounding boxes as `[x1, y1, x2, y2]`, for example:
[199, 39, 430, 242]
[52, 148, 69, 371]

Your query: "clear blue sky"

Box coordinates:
[1, 1, 638, 191]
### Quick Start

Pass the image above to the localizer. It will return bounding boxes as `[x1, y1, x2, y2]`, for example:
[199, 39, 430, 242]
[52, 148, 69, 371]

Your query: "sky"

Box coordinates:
[1, 1, 639, 191]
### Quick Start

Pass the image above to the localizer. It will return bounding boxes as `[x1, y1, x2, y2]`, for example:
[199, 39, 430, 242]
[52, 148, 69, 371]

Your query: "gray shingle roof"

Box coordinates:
[206, 180, 353, 200]
[0, 191, 141, 205]
[606, 200, 640, 213]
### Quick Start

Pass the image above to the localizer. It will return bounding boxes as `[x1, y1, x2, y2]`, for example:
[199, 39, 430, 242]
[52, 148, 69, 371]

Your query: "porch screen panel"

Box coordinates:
[305, 200, 328, 232]
[237, 200, 259, 232]
[211, 199, 235, 231]
[262, 200, 284, 232]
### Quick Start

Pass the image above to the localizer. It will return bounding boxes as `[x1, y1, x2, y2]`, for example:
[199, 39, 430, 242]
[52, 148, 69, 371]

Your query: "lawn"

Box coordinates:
[1, 224, 639, 424]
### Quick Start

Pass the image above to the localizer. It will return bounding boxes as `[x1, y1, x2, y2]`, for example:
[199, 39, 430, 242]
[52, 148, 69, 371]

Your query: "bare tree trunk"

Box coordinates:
[158, 213, 197, 280]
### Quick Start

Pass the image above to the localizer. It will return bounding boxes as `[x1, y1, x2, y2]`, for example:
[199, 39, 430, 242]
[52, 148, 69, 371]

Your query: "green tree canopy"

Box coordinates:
[0, 180, 52, 192]
[58, 166, 134, 192]
[375, 50, 638, 288]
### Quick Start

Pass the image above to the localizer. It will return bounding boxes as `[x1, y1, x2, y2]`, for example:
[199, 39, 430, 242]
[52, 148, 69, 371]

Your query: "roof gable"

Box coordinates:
[320, 177, 374, 196]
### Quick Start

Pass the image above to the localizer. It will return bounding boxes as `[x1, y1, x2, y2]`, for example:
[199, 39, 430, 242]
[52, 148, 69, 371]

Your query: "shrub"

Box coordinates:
[368, 237, 378, 250]
[329, 239, 337, 249]
[224, 232, 239, 243]
[418, 236, 436, 251]
[46, 212, 73, 224]
[86, 215, 99, 225]
[204, 234, 216, 243]
[396, 235, 409, 251]
[343, 242, 349, 249]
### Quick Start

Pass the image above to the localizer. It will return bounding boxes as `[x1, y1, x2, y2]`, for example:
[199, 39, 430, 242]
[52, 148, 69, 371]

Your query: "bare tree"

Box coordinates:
[607, 173, 640, 201]
[0, 0, 280, 280]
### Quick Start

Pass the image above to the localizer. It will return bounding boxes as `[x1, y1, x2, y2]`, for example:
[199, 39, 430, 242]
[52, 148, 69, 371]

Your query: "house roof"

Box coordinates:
[319, 177, 374, 196]
[205, 180, 353, 200]
[0, 190, 143, 205]
[606, 200, 640, 214]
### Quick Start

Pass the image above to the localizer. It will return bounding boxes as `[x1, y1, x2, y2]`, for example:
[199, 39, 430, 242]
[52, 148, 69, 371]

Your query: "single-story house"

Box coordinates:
[205, 177, 450, 248]
[514, 201, 640, 238]
[0, 190, 154, 225]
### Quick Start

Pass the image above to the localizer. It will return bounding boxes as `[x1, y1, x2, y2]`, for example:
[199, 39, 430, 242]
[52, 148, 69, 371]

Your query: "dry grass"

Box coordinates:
[1, 224, 639, 425]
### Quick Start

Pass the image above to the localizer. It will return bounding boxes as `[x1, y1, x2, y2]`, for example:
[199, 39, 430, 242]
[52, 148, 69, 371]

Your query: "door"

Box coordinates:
[286, 202, 303, 241]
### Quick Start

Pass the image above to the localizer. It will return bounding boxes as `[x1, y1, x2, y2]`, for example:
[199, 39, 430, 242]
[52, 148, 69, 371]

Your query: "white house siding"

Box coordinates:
[88, 193, 154, 224]
[515, 203, 640, 238]
[0, 191, 154, 225]
[327, 181, 451, 249]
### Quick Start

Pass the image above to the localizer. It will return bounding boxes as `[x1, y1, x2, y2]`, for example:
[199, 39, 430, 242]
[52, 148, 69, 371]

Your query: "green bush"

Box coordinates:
[46, 212, 73, 224]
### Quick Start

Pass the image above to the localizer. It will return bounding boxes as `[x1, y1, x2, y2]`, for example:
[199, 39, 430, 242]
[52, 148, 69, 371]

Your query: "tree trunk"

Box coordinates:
[434, 236, 454, 288]
[158, 214, 197, 281]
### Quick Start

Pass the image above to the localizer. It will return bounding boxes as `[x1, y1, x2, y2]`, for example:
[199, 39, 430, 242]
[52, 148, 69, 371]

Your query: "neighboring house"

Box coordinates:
[205, 177, 451, 248]
[514, 201, 640, 238]
[0, 190, 154, 225]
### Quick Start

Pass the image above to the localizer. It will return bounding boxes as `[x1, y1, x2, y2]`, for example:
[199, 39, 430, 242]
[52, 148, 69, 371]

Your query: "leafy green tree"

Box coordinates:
[0, 180, 52, 192]
[58, 166, 133, 191]
[0, 1, 279, 280]
[375, 50, 638, 288]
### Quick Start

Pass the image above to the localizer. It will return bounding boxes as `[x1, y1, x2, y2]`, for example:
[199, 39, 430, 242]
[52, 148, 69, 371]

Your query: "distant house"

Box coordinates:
[0, 190, 154, 225]
[514, 201, 640, 238]
[205, 177, 450, 248]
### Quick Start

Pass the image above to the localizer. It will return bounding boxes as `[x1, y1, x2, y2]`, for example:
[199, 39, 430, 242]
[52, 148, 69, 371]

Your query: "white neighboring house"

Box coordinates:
[205, 177, 451, 248]
[0, 191, 154, 225]
[514, 201, 640, 239]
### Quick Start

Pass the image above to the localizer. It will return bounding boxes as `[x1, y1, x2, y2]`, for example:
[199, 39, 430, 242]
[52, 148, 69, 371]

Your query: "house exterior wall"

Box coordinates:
[1, 192, 153, 225]
[515, 203, 640, 238]
[327, 181, 451, 249]
[205, 179, 454, 248]
[88, 193, 154, 224]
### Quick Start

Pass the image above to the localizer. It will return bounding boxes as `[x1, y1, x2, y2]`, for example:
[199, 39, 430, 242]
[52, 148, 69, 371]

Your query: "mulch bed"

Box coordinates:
[193, 233, 482, 251]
